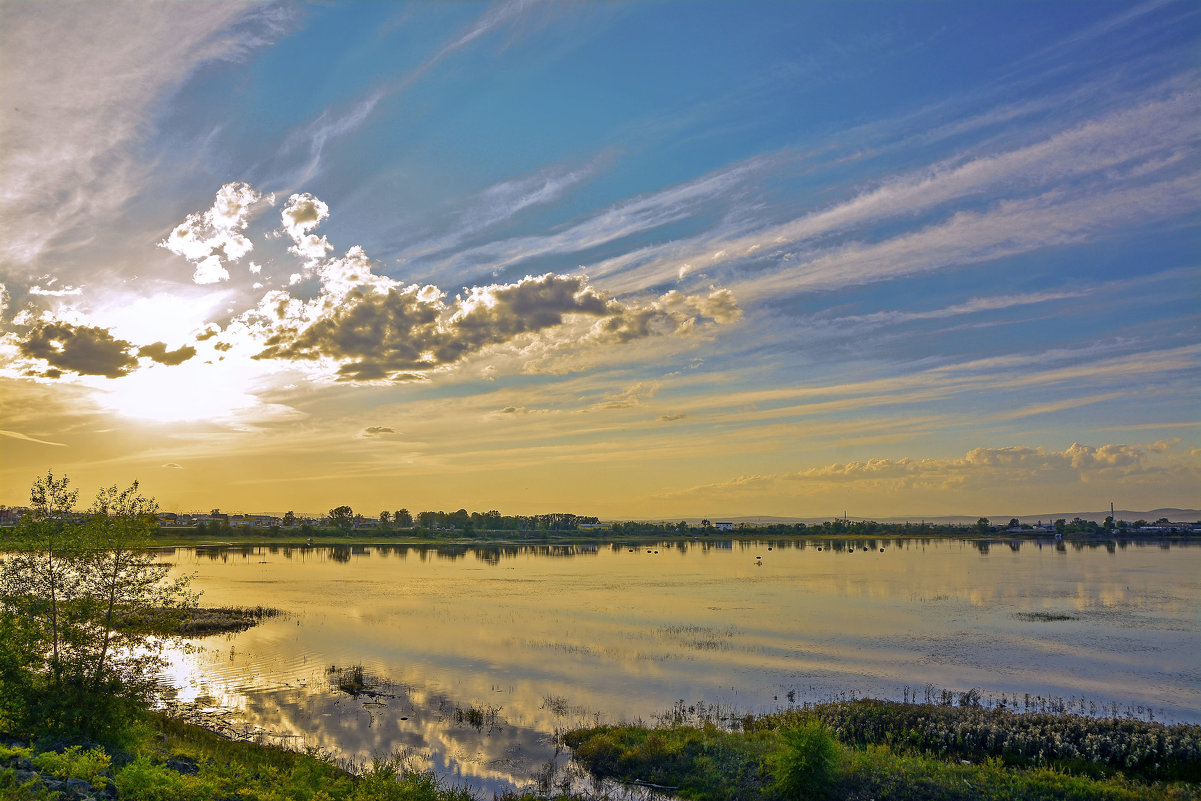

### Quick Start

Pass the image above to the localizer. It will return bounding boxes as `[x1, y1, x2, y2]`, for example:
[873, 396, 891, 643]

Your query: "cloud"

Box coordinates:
[0, 429, 66, 447]
[424, 158, 765, 283]
[160, 182, 269, 284]
[161, 463, 183, 469]
[18, 321, 138, 378]
[137, 341, 198, 366]
[405, 160, 600, 259]
[661, 440, 1195, 504]
[0, 3, 282, 271]
[254, 269, 739, 381]
[280, 192, 332, 265]
[217, 190, 745, 381]
[789, 441, 1185, 489]
[361, 426, 396, 437]
[589, 287, 741, 343]
[588, 382, 658, 411]
[29, 277, 83, 297]
[660, 412, 687, 422]
[256, 272, 609, 380]
[588, 84, 1201, 297]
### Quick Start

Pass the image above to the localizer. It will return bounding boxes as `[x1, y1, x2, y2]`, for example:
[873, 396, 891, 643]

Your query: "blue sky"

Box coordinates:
[0, 1, 1197, 518]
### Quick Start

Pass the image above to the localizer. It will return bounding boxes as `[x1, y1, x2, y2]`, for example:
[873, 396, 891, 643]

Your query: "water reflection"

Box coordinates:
[161, 537, 1201, 794]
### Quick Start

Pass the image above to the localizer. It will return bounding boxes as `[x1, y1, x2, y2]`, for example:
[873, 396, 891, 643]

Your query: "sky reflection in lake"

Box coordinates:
[161, 538, 1201, 794]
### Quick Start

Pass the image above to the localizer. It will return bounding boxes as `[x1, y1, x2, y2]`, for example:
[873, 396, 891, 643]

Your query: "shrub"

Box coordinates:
[765, 722, 839, 799]
[113, 756, 193, 801]
[31, 745, 111, 789]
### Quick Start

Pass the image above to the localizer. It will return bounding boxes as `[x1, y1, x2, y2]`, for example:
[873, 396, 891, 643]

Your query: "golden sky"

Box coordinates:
[1, 2, 1198, 518]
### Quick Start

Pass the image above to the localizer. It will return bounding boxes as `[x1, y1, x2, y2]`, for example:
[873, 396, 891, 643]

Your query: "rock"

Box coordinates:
[65, 777, 96, 797]
[12, 768, 39, 783]
[166, 755, 200, 775]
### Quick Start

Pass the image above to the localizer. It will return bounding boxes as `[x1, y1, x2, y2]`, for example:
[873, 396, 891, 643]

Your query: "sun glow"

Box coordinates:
[93, 363, 264, 423]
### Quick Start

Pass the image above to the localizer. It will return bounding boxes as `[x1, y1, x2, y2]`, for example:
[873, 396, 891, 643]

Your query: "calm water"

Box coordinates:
[160, 538, 1201, 794]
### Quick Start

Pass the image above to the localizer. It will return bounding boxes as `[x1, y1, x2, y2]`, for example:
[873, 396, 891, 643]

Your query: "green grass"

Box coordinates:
[1, 713, 587, 801]
[564, 700, 1201, 801]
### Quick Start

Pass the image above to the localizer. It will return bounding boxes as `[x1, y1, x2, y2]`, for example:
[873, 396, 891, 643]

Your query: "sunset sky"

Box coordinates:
[1, 1, 1198, 519]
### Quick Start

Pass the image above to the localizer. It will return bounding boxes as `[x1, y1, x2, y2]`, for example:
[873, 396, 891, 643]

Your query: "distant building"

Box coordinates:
[714, 521, 734, 531]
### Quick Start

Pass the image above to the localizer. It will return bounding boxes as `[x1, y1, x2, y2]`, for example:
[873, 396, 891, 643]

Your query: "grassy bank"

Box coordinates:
[4, 700, 1199, 800]
[1, 713, 582, 801]
[564, 699, 1201, 801]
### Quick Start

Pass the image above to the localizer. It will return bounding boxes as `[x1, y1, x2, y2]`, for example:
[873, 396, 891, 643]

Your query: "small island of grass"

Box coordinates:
[115, 605, 283, 637]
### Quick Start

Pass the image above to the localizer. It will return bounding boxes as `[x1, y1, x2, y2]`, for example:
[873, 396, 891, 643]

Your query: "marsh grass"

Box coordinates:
[330, 664, 367, 696]
[753, 698, 1201, 782]
[566, 699, 1201, 801]
[452, 703, 503, 732]
[115, 605, 282, 636]
[1015, 611, 1079, 622]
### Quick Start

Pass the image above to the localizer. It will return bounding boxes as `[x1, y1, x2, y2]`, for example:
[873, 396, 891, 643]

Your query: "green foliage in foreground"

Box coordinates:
[752, 699, 1201, 783]
[1, 714, 586, 801]
[565, 701, 1201, 801]
[0, 472, 195, 740]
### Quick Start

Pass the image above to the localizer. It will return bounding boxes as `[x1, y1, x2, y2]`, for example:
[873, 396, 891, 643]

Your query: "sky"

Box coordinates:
[0, 1, 1198, 520]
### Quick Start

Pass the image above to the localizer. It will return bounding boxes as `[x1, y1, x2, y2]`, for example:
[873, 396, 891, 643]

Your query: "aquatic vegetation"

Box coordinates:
[331, 663, 366, 696]
[452, 703, 503, 732]
[116, 605, 283, 636]
[752, 699, 1201, 782]
[567, 699, 1201, 800]
[1015, 611, 1079, 622]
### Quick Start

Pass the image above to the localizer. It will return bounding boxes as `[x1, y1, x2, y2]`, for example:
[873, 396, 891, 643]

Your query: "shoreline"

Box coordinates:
[146, 530, 1201, 548]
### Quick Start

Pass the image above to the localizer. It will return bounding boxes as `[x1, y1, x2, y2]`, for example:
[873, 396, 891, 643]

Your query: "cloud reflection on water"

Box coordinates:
[161, 538, 1201, 793]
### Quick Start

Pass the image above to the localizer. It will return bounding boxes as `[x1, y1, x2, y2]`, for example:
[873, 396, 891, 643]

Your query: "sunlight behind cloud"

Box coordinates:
[89, 291, 232, 348]
[90, 358, 285, 424]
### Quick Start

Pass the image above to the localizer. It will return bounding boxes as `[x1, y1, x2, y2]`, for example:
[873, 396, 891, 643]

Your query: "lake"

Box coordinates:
[159, 537, 1201, 795]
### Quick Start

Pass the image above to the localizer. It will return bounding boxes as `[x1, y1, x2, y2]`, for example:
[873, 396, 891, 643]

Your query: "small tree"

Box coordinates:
[282, 510, 297, 527]
[394, 508, 413, 528]
[0, 473, 195, 738]
[379, 510, 391, 527]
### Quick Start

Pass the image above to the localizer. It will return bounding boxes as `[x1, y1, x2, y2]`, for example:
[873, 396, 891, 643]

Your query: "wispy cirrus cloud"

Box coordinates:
[402, 158, 603, 260]
[0, 429, 66, 448]
[586, 83, 1199, 296]
[421, 157, 768, 284]
[0, 1, 284, 272]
